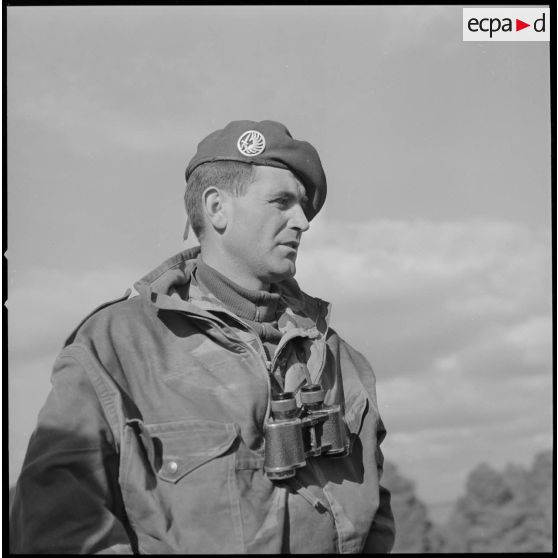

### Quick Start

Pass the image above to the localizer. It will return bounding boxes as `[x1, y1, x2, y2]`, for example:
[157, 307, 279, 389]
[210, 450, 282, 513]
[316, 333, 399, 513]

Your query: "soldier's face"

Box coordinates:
[223, 166, 310, 287]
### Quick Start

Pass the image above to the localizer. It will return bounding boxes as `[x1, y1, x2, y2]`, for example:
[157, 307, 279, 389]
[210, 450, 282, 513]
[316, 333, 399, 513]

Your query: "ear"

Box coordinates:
[202, 187, 229, 232]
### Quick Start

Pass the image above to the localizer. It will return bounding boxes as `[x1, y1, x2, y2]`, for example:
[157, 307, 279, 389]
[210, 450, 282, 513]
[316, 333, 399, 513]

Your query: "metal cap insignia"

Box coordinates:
[237, 130, 266, 156]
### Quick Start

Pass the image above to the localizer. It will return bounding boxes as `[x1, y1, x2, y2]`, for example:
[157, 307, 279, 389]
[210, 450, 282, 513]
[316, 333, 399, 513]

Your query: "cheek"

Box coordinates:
[230, 209, 282, 252]
[250, 218, 280, 242]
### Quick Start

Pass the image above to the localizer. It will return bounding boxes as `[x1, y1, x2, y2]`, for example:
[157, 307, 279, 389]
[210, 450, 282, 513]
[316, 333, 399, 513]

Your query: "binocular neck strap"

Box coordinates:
[284, 362, 312, 394]
[284, 477, 331, 515]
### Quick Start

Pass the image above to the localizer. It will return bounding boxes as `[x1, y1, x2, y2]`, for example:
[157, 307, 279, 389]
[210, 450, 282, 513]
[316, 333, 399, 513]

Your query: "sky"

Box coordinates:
[7, 5, 552, 508]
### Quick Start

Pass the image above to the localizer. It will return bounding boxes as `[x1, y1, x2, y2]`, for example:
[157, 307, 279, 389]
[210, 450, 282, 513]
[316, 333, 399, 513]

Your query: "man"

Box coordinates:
[10, 120, 395, 554]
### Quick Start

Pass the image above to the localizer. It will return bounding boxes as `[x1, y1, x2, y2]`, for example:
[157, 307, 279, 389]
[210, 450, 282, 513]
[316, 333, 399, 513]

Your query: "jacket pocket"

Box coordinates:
[120, 418, 244, 553]
[141, 419, 240, 483]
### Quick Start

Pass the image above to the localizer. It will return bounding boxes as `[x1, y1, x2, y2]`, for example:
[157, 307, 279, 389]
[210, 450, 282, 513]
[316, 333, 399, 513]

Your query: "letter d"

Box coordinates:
[534, 13, 545, 32]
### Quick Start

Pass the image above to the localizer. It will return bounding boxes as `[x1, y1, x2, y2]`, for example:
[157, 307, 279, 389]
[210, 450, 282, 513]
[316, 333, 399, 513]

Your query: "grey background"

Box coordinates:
[7, 5, 552, 509]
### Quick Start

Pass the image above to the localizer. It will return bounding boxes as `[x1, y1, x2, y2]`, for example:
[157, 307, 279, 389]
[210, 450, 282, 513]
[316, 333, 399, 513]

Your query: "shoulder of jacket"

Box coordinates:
[63, 288, 140, 347]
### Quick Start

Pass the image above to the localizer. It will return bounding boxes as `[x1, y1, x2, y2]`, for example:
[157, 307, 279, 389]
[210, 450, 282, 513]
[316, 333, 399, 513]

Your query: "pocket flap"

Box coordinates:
[143, 420, 239, 483]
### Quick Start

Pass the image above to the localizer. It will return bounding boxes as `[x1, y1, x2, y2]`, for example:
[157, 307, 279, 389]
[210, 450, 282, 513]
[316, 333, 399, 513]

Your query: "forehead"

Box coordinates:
[250, 165, 306, 197]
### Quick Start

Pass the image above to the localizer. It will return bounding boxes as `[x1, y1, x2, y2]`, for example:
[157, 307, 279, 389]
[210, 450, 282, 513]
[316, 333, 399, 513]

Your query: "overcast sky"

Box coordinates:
[7, 5, 552, 507]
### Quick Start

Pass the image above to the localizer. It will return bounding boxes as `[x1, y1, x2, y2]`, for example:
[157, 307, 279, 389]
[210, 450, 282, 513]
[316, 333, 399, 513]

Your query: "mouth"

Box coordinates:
[281, 241, 299, 250]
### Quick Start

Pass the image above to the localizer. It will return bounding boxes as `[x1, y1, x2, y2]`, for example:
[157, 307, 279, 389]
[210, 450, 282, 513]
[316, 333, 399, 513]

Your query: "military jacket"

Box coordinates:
[10, 248, 395, 554]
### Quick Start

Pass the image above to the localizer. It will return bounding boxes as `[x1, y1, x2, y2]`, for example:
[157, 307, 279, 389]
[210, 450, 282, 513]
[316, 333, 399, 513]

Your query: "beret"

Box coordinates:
[185, 120, 327, 221]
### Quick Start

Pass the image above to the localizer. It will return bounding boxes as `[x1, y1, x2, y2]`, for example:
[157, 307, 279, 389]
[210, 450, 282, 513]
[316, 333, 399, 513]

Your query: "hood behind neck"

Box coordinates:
[133, 247, 331, 327]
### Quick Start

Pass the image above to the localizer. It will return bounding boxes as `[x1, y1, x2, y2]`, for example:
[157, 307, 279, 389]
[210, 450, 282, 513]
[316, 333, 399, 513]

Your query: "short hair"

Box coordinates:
[184, 161, 256, 240]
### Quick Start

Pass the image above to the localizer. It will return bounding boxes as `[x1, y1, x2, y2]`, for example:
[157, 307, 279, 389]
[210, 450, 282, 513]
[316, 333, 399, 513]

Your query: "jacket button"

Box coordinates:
[167, 460, 178, 474]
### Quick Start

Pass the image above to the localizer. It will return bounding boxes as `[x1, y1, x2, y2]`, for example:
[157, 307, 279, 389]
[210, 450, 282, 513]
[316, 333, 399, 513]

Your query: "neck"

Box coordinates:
[200, 243, 270, 291]
[195, 259, 281, 322]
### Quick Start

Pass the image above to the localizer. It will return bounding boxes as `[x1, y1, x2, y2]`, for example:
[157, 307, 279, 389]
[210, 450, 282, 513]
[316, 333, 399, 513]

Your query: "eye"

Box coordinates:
[272, 196, 290, 207]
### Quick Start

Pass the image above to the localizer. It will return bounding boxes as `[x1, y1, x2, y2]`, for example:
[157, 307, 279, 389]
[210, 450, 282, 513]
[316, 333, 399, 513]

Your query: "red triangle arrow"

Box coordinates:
[516, 19, 530, 31]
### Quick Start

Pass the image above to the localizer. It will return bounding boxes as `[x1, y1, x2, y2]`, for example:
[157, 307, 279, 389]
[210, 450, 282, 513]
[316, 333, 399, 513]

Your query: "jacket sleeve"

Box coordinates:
[333, 332, 396, 553]
[363, 416, 396, 553]
[9, 351, 135, 554]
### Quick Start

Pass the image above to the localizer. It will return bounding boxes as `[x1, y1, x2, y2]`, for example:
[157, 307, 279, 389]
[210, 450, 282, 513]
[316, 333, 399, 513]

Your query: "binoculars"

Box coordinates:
[263, 384, 349, 481]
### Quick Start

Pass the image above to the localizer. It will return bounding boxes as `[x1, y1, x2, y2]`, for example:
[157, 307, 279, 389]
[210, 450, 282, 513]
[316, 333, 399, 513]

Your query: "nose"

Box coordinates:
[290, 203, 310, 233]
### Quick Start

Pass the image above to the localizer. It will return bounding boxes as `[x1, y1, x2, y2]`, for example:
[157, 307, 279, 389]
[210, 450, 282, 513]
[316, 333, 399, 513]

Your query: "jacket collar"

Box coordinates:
[133, 247, 332, 331]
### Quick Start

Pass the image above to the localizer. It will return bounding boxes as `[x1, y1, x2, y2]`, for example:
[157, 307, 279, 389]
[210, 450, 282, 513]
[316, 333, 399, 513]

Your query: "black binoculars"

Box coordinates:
[263, 384, 349, 481]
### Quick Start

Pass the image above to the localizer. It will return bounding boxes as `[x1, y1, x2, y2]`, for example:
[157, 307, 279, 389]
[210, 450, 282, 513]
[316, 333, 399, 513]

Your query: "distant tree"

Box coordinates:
[444, 463, 518, 552]
[442, 450, 553, 552]
[381, 461, 440, 552]
[510, 451, 553, 551]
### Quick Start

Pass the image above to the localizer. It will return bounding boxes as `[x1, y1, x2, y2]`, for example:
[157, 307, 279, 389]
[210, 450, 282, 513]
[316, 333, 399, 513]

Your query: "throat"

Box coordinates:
[194, 258, 284, 359]
[195, 258, 281, 322]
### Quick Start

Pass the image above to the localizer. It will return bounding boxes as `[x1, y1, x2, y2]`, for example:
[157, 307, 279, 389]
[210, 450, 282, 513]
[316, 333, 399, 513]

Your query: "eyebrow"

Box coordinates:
[271, 189, 308, 205]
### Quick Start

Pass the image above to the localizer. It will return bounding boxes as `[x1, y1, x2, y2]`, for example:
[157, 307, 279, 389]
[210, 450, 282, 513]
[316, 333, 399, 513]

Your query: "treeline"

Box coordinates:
[382, 449, 553, 553]
[9, 450, 552, 552]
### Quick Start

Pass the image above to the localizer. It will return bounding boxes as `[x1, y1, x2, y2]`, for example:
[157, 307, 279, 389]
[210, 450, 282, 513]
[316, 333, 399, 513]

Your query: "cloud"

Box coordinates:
[377, 5, 457, 53]
[296, 217, 551, 374]
[7, 264, 147, 484]
[380, 366, 552, 434]
[7, 265, 144, 358]
[11, 90, 196, 156]
[7, 5, 460, 158]
[295, 217, 552, 502]
[8, 217, 552, 505]
[386, 410, 552, 504]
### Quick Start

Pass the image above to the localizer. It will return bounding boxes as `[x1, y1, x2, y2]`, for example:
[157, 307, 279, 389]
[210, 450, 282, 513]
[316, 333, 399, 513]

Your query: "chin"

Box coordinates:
[268, 263, 296, 283]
